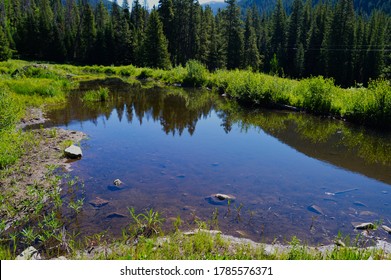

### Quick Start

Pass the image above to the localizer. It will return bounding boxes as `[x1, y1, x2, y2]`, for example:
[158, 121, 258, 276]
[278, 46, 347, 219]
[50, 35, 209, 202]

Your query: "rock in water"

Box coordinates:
[113, 179, 123, 186]
[352, 222, 374, 230]
[106, 212, 126, 219]
[64, 145, 82, 159]
[215, 193, 235, 201]
[89, 197, 109, 208]
[205, 193, 236, 205]
[307, 204, 324, 215]
[16, 246, 41, 260]
[382, 225, 391, 234]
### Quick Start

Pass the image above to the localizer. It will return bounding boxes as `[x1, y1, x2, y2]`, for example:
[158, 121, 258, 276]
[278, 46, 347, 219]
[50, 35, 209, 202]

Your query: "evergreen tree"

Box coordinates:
[0, 25, 11, 61]
[143, 9, 171, 69]
[197, 6, 213, 65]
[271, 0, 287, 74]
[78, 3, 96, 62]
[364, 11, 387, 83]
[326, 0, 355, 86]
[243, 9, 262, 71]
[286, 0, 304, 77]
[131, 0, 147, 66]
[223, 0, 243, 69]
[207, 9, 226, 70]
[158, 0, 174, 61]
[94, 0, 111, 64]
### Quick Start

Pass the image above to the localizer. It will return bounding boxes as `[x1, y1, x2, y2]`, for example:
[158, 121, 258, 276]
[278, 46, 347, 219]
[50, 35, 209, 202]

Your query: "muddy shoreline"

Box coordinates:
[0, 108, 86, 232]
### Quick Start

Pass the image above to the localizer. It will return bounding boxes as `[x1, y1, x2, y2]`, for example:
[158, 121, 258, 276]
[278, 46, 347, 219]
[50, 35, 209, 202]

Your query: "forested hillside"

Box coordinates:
[0, 0, 390, 86]
[238, 0, 391, 15]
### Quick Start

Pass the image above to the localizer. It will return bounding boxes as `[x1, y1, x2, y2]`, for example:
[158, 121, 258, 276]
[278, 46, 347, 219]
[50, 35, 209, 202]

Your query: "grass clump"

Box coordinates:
[82, 87, 110, 102]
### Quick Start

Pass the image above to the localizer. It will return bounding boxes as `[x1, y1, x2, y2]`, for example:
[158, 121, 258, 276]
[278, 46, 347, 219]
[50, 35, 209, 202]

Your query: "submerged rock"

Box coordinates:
[89, 197, 109, 208]
[215, 193, 235, 201]
[352, 222, 374, 230]
[359, 211, 377, 216]
[382, 225, 391, 234]
[64, 145, 82, 159]
[106, 212, 126, 219]
[353, 201, 368, 207]
[108, 184, 124, 191]
[205, 193, 236, 205]
[16, 246, 41, 260]
[307, 204, 324, 215]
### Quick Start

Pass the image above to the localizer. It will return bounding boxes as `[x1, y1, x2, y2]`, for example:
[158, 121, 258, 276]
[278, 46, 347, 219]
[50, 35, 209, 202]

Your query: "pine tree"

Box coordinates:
[243, 9, 261, 71]
[326, 0, 355, 86]
[364, 11, 387, 83]
[143, 9, 171, 69]
[158, 0, 174, 61]
[94, 0, 111, 64]
[223, 0, 243, 69]
[197, 6, 213, 65]
[0, 25, 11, 61]
[131, 0, 147, 66]
[286, 0, 304, 77]
[78, 3, 96, 63]
[207, 10, 226, 71]
[271, 0, 287, 74]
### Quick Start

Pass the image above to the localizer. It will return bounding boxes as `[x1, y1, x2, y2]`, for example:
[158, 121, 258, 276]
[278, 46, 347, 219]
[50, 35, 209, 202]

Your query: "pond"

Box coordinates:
[43, 80, 391, 245]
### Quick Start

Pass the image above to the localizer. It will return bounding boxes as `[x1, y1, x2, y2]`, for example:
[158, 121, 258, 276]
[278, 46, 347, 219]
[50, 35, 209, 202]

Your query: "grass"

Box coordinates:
[0, 59, 390, 260]
[82, 87, 110, 102]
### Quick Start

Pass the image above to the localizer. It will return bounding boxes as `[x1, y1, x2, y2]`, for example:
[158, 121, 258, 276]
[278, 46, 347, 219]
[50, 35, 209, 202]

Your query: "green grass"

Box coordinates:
[82, 87, 110, 102]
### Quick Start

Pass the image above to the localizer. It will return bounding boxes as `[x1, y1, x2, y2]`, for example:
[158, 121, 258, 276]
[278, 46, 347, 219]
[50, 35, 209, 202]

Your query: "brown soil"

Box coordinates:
[0, 122, 86, 231]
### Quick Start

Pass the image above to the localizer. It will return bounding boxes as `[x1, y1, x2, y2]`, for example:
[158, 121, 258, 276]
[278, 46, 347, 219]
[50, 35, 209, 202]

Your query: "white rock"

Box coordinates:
[16, 246, 41, 260]
[64, 145, 82, 159]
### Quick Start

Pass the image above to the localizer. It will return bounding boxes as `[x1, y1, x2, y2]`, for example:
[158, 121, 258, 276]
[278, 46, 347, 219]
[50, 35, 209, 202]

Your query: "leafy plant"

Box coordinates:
[128, 208, 164, 238]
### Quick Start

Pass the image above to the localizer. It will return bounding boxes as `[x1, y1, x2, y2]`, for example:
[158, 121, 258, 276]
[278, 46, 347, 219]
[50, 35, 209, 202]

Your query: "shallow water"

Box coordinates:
[43, 82, 391, 245]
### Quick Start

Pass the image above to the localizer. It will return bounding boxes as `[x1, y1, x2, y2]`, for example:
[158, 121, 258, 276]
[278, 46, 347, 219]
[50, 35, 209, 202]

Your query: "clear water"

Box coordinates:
[43, 81, 391, 245]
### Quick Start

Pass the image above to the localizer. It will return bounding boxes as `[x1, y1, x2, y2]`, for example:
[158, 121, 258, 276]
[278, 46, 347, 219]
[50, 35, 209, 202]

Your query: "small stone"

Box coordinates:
[64, 145, 82, 159]
[89, 197, 109, 208]
[113, 179, 123, 186]
[307, 204, 325, 215]
[215, 193, 235, 201]
[176, 174, 186, 179]
[16, 246, 41, 260]
[335, 240, 346, 247]
[382, 225, 391, 234]
[382, 191, 388, 194]
[211, 162, 219, 167]
[359, 211, 377, 216]
[352, 222, 374, 230]
[106, 212, 126, 219]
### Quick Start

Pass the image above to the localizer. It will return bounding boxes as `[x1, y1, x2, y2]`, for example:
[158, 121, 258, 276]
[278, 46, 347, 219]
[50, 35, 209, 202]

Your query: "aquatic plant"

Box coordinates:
[82, 87, 110, 102]
[128, 208, 164, 238]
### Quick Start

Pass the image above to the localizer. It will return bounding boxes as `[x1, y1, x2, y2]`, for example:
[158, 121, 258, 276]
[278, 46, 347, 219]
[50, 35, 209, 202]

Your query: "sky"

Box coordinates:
[115, 0, 225, 9]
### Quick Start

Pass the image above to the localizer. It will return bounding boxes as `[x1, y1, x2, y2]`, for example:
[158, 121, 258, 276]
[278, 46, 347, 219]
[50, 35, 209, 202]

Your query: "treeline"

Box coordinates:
[0, 0, 390, 86]
[239, 0, 391, 15]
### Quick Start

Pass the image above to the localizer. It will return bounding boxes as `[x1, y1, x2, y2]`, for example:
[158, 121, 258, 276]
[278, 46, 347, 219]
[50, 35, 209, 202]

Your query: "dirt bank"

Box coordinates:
[0, 121, 86, 231]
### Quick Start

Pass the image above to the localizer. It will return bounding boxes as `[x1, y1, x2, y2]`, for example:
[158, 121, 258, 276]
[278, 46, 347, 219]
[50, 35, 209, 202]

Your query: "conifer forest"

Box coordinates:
[0, 0, 390, 87]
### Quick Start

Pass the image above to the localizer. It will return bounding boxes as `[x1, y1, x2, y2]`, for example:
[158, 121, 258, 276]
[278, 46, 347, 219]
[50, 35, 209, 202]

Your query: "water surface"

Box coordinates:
[44, 82, 391, 245]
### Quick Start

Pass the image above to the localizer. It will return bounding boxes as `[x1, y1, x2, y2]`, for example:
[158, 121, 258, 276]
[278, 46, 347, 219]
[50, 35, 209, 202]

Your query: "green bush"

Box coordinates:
[137, 68, 154, 79]
[297, 76, 335, 115]
[183, 60, 208, 87]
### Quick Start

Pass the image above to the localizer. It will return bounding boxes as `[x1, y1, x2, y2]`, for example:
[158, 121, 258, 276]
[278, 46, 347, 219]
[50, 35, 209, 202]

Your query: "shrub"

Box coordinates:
[183, 60, 208, 87]
[297, 76, 335, 115]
